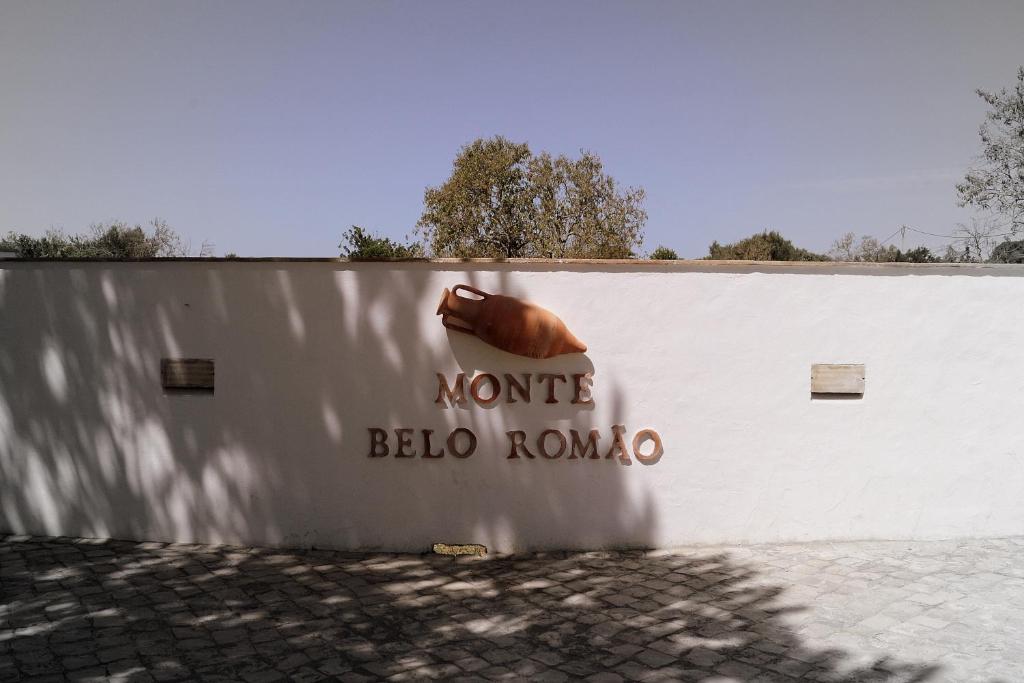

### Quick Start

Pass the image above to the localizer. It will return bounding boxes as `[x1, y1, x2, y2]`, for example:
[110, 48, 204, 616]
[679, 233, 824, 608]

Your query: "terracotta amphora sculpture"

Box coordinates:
[437, 284, 587, 359]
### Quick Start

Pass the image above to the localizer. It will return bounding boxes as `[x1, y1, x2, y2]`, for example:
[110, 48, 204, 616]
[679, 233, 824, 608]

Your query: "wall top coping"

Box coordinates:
[1, 256, 1023, 275]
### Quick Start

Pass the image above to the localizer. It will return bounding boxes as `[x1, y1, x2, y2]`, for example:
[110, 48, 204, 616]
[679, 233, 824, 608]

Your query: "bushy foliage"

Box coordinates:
[989, 239, 1024, 263]
[895, 246, 942, 263]
[829, 232, 941, 263]
[649, 246, 679, 260]
[0, 220, 194, 258]
[418, 136, 646, 258]
[707, 231, 829, 261]
[339, 225, 424, 259]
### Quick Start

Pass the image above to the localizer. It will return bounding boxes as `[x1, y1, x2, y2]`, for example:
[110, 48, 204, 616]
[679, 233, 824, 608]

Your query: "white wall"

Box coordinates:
[2, 260, 1023, 552]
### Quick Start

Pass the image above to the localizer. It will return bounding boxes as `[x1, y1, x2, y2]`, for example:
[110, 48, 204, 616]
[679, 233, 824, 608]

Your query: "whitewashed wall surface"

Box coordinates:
[2, 259, 1023, 552]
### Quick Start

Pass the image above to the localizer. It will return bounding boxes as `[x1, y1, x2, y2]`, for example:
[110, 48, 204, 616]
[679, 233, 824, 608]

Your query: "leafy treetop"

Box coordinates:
[417, 136, 646, 258]
[706, 231, 829, 261]
[339, 225, 424, 259]
[649, 246, 679, 260]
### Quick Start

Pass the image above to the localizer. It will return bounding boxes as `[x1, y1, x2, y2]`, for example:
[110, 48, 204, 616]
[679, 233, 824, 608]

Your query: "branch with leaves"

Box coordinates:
[956, 66, 1024, 236]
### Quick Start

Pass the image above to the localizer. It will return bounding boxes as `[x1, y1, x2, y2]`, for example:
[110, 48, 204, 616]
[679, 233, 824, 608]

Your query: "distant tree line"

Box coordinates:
[342, 62, 1023, 264]
[344, 67, 1024, 263]
[4, 67, 1022, 264]
[0, 220, 209, 258]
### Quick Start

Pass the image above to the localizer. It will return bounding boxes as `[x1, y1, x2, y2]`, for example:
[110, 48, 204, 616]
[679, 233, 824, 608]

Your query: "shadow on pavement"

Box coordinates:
[1, 536, 941, 682]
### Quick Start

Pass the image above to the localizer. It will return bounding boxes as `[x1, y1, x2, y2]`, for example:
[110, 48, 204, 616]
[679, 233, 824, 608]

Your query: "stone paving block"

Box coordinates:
[65, 668, 108, 681]
[715, 659, 761, 679]
[634, 648, 676, 668]
[586, 673, 625, 683]
[239, 669, 286, 683]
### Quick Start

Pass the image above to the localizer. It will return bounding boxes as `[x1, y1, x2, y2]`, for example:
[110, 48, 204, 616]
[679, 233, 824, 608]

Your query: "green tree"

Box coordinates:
[339, 225, 424, 259]
[989, 239, 1024, 263]
[0, 231, 77, 258]
[956, 67, 1024, 235]
[649, 246, 679, 260]
[527, 150, 646, 258]
[417, 136, 646, 258]
[0, 220, 195, 258]
[897, 246, 941, 263]
[707, 231, 829, 261]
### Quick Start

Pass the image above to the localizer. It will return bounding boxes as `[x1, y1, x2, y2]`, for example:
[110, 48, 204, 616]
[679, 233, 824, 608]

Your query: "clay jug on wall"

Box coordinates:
[436, 284, 587, 359]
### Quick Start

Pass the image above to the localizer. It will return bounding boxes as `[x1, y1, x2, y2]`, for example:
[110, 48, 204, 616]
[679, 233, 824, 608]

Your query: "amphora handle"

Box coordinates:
[438, 284, 490, 337]
[452, 284, 490, 300]
[438, 284, 489, 335]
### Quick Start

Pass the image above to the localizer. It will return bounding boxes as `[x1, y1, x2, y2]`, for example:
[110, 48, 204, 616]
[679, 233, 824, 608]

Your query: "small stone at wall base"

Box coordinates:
[432, 543, 487, 556]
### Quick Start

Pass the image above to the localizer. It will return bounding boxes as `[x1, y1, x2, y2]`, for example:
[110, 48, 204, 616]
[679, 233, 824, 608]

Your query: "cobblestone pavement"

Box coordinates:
[2, 536, 1023, 682]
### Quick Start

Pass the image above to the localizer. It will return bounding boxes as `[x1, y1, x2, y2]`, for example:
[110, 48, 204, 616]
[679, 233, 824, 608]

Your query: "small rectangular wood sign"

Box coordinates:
[811, 364, 865, 395]
[161, 358, 214, 391]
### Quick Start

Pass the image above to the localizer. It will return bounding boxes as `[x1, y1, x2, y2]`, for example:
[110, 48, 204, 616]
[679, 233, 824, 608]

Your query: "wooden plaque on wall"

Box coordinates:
[811, 364, 865, 395]
[161, 358, 214, 391]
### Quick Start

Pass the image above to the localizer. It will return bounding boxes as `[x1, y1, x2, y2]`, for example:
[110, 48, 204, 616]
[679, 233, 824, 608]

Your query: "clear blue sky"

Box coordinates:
[2, 0, 1022, 257]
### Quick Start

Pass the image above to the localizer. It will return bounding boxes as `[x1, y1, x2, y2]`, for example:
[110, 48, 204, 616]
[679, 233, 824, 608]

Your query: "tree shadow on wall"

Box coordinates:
[0, 261, 941, 680]
[0, 261, 655, 553]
